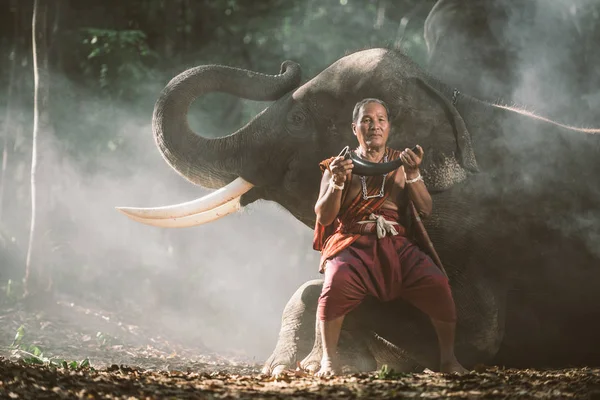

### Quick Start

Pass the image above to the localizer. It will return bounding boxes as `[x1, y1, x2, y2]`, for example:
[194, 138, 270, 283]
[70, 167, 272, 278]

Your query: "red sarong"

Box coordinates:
[314, 148, 456, 322]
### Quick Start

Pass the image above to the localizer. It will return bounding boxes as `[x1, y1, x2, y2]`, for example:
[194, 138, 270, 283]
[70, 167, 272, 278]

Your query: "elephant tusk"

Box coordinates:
[115, 177, 253, 219]
[118, 197, 241, 228]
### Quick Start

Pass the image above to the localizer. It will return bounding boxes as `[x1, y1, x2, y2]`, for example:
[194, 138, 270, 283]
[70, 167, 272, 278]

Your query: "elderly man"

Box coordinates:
[313, 98, 466, 376]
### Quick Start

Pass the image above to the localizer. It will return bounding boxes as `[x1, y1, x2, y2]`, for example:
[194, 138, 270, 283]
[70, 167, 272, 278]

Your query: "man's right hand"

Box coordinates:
[329, 156, 353, 184]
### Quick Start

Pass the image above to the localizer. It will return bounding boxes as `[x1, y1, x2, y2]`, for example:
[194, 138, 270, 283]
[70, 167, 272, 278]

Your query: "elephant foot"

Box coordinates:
[261, 351, 297, 377]
[299, 329, 378, 375]
[260, 363, 289, 376]
[299, 344, 323, 374]
[261, 279, 324, 377]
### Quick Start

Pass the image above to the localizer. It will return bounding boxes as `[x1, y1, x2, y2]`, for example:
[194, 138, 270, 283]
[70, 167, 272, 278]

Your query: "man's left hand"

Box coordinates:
[401, 145, 423, 171]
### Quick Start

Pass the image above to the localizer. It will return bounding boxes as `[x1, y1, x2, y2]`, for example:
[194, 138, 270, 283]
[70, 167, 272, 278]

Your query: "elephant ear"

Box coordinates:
[387, 77, 479, 192]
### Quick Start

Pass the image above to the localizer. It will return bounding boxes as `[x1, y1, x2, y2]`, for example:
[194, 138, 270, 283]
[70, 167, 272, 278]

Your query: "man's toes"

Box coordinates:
[440, 361, 469, 374]
[316, 369, 335, 377]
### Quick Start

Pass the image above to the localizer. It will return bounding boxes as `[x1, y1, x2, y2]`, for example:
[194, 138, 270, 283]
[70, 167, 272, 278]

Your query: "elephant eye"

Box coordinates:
[286, 109, 310, 137]
[290, 112, 305, 125]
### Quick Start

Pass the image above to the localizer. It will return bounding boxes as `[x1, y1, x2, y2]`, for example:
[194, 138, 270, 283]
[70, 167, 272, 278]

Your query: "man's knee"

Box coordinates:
[323, 261, 356, 291]
[318, 262, 365, 321]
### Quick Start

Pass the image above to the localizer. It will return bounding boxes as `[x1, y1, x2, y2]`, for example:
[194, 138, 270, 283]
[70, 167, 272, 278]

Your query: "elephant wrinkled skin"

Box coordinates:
[136, 46, 600, 373]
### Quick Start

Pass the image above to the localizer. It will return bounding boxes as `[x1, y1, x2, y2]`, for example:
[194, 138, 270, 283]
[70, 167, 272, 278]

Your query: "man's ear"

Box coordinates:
[351, 122, 357, 137]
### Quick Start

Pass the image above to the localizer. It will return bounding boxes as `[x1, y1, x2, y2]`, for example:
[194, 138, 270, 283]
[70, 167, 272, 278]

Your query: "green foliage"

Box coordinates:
[9, 325, 92, 370]
[49, 26, 163, 173]
[12, 324, 25, 346]
[77, 28, 158, 96]
[376, 364, 408, 380]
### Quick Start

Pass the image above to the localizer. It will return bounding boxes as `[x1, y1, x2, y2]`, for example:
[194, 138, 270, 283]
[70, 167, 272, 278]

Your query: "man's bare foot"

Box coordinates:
[440, 359, 468, 374]
[315, 357, 337, 377]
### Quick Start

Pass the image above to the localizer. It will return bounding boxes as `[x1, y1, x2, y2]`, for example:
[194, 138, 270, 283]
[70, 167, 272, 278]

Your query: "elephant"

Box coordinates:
[118, 47, 600, 374]
[424, 0, 600, 126]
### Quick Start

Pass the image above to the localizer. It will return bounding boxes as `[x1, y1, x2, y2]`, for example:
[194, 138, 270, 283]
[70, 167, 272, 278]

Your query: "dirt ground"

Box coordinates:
[1, 296, 599, 399]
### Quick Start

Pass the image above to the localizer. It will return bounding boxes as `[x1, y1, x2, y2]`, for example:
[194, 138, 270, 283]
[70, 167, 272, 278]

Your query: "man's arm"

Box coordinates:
[405, 168, 432, 218]
[314, 157, 353, 226]
[401, 146, 432, 218]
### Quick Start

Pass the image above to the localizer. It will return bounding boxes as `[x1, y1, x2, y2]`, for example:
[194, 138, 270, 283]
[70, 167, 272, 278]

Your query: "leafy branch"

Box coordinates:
[9, 325, 91, 370]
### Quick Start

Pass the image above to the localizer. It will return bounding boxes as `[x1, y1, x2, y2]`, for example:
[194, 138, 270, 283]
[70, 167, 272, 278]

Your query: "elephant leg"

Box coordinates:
[353, 268, 506, 370]
[314, 299, 425, 373]
[299, 309, 424, 373]
[298, 298, 417, 374]
[337, 329, 378, 373]
[298, 314, 322, 373]
[263, 279, 375, 375]
[261, 279, 322, 375]
[299, 313, 377, 374]
[363, 331, 423, 373]
[296, 300, 430, 374]
[288, 291, 429, 374]
[452, 269, 507, 367]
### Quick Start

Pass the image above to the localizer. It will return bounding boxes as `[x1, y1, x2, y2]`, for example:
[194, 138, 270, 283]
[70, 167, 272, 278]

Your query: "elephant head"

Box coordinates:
[117, 48, 480, 228]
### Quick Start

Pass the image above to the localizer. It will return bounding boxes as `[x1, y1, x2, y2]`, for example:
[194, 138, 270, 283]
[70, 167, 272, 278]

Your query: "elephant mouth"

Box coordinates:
[116, 177, 254, 228]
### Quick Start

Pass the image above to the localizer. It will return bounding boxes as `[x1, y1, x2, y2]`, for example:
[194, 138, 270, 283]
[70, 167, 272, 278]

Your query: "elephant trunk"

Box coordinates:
[153, 61, 302, 189]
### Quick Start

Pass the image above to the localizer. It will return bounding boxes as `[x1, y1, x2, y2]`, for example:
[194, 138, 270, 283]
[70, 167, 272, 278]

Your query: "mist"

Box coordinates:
[503, 0, 600, 126]
[19, 90, 322, 359]
[2, 0, 599, 368]
[426, 0, 600, 126]
[488, 0, 600, 265]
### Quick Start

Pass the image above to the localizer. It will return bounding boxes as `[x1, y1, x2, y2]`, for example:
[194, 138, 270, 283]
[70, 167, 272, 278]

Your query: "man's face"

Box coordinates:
[352, 102, 390, 150]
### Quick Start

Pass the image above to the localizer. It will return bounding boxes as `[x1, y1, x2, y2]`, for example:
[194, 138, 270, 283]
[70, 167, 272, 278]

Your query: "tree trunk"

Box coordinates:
[374, 0, 386, 30]
[163, 0, 178, 59]
[24, 0, 52, 296]
[0, 2, 20, 223]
